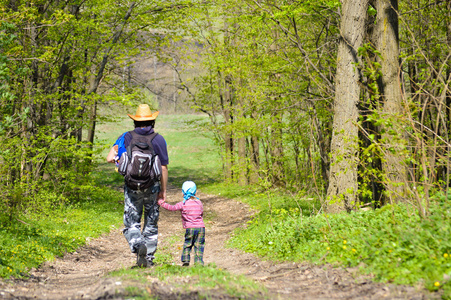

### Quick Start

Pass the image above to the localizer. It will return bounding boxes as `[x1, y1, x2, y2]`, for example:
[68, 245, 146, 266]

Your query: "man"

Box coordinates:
[106, 104, 169, 267]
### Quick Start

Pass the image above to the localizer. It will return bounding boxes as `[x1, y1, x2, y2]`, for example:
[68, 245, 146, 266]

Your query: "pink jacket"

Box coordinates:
[158, 198, 205, 229]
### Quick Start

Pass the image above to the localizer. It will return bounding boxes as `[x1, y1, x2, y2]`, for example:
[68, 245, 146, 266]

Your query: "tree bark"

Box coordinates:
[238, 135, 247, 185]
[326, 0, 369, 213]
[249, 110, 260, 184]
[445, 0, 451, 190]
[270, 111, 284, 186]
[374, 0, 408, 204]
[222, 74, 234, 180]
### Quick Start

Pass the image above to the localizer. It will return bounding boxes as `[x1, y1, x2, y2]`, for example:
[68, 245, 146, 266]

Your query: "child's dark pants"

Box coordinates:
[181, 227, 205, 265]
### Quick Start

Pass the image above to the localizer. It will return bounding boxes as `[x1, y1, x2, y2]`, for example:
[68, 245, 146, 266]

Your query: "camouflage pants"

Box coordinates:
[123, 185, 160, 262]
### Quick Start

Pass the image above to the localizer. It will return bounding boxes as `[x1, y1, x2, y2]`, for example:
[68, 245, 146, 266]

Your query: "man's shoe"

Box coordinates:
[137, 244, 147, 268]
[182, 262, 189, 267]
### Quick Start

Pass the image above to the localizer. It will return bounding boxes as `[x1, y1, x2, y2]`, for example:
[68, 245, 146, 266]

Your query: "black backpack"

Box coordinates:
[117, 131, 162, 190]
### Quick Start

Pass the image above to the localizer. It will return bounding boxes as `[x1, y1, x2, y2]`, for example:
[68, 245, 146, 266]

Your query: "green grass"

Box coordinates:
[109, 263, 267, 299]
[0, 187, 123, 278]
[156, 114, 222, 188]
[227, 192, 451, 298]
[202, 181, 321, 217]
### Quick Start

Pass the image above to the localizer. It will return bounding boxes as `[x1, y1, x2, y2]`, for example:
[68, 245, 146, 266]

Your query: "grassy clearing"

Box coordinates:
[154, 114, 221, 188]
[95, 113, 221, 189]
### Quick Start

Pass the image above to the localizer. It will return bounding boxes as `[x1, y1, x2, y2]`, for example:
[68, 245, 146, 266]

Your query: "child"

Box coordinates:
[158, 181, 205, 266]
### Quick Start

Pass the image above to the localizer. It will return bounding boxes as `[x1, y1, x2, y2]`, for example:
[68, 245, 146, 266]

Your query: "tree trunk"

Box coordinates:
[238, 136, 247, 185]
[249, 135, 260, 184]
[87, 100, 97, 145]
[270, 111, 284, 186]
[86, 2, 136, 152]
[445, 0, 451, 190]
[222, 74, 234, 180]
[374, 0, 408, 204]
[326, 0, 369, 213]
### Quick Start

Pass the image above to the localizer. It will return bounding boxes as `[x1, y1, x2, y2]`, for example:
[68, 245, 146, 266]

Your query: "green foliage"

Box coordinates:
[0, 186, 122, 278]
[229, 193, 451, 296]
[167, 0, 336, 193]
[0, 128, 96, 218]
[0, 0, 188, 220]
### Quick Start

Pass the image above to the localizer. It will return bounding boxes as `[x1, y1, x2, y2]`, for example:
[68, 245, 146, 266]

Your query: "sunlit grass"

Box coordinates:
[0, 187, 123, 278]
[109, 263, 267, 299]
[228, 193, 451, 298]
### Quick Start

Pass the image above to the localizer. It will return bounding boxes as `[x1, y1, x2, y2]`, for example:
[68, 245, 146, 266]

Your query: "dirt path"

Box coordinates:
[0, 186, 441, 299]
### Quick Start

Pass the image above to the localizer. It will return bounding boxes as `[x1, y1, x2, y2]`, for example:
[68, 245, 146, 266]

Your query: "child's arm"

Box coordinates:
[107, 132, 127, 163]
[106, 145, 118, 163]
[158, 199, 183, 211]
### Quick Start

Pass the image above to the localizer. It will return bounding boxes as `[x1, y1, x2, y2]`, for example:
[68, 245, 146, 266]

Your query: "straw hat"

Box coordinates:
[127, 104, 159, 121]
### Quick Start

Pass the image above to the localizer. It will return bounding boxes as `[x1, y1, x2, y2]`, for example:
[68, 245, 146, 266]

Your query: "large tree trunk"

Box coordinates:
[326, 0, 369, 213]
[374, 0, 408, 204]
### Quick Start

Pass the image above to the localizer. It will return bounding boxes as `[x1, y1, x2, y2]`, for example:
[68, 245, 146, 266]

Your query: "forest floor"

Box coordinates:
[0, 185, 443, 299]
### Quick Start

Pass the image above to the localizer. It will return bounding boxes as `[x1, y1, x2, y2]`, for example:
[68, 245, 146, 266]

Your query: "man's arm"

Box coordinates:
[158, 165, 168, 201]
[106, 145, 118, 163]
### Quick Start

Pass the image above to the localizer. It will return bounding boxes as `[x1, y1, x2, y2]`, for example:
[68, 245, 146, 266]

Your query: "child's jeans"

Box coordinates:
[181, 227, 205, 265]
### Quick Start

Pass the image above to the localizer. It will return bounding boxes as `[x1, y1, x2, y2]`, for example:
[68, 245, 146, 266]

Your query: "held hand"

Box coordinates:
[158, 190, 166, 202]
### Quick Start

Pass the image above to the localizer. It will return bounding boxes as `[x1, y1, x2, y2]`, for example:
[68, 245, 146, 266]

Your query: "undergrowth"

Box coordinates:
[225, 187, 451, 298]
[0, 186, 123, 278]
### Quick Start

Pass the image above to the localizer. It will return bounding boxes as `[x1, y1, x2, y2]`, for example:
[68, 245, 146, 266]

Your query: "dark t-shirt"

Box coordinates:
[115, 126, 169, 165]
